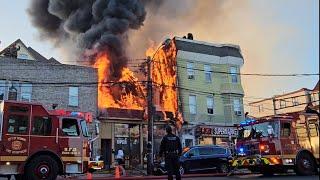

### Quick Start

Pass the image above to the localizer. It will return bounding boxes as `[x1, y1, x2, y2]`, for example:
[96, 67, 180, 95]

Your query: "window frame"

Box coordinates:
[7, 114, 29, 135]
[206, 96, 214, 115]
[68, 87, 79, 107]
[280, 100, 286, 109]
[230, 66, 238, 83]
[62, 118, 80, 137]
[233, 98, 241, 113]
[280, 122, 291, 137]
[8, 81, 19, 101]
[187, 62, 195, 80]
[189, 95, 197, 115]
[0, 80, 6, 101]
[32, 116, 52, 136]
[20, 83, 32, 102]
[204, 65, 212, 82]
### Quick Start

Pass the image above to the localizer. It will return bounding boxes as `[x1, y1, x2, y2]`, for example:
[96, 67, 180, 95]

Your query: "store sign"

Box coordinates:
[197, 126, 238, 137]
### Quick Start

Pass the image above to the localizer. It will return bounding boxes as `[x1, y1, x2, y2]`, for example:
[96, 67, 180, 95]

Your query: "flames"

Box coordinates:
[94, 52, 145, 110]
[93, 38, 183, 127]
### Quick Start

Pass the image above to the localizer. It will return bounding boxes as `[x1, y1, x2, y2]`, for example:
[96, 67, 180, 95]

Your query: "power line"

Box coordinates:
[152, 60, 319, 77]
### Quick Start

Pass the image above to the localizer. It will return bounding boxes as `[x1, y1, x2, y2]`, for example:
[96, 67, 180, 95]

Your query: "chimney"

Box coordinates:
[187, 33, 193, 40]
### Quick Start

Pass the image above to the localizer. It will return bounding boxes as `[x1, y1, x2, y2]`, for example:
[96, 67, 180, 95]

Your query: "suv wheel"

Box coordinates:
[179, 166, 185, 175]
[218, 162, 229, 173]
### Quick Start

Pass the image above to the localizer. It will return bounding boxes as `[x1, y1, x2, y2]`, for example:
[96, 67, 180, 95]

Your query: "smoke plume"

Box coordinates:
[126, 0, 311, 105]
[28, 0, 146, 79]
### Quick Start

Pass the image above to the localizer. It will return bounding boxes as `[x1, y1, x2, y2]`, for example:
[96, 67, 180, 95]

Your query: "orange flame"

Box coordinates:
[147, 40, 184, 127]
[93, 52, 145, 110]
[93, 39, 183, 128]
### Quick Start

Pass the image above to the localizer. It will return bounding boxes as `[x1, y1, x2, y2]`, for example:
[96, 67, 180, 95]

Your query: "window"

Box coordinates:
[207, 96, 214, 114]
[80, 120, 89, 137]
[212, 147, 227, 155]
[189, 95, 197, 114]
[199, 147, 213, 155]
[187, 62, 195, 80]
[7, 114, 28, 134]
[18, 53, 29, 60]
[21, 83, 32, 102]
[32, 116, 52, 136]
[280, 100, 286, 108]
[204, 65, 212, 82]
[281, 122, 291, 137]
[230, 67, 238, 83]
[258, 105, 264, 113]
[0, 80, 5, 100]
[186, 148, 199, 157]
[62, 118, 79, 136]
[69, 87, 79, 106]
[8, 81, 18, 101]
[233, 98, 241, 115]
[292, 97, 299, 106]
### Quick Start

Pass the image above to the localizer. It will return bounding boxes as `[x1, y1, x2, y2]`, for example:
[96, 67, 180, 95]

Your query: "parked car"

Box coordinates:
[154, 145, 233, 175]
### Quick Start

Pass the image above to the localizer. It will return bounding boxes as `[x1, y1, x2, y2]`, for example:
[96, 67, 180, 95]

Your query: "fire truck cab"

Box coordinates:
[0, 101, 102, 179]
[232, 113, 319, 176]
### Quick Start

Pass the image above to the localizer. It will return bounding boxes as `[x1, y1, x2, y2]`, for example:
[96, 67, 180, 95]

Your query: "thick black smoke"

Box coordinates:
[28, 0, 146, 79]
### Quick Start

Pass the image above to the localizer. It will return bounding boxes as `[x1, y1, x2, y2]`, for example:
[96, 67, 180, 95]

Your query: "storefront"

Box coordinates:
[98, 116, 169, 169]
[195, 125, 238, 146]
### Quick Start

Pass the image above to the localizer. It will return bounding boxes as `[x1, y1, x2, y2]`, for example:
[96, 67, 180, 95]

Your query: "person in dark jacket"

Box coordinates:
[159, 125, 182, 180]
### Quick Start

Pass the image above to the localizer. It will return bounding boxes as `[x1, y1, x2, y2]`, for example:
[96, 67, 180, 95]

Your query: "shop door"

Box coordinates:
[101, 139, 112, 169]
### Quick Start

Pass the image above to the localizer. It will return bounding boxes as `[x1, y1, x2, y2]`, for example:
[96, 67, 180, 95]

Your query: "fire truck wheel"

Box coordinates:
[296, 153, 316, 176]
[25, 155, 59, 180]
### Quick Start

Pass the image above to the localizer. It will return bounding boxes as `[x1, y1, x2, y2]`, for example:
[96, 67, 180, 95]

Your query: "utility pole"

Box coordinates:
[146, 56, 154, 175]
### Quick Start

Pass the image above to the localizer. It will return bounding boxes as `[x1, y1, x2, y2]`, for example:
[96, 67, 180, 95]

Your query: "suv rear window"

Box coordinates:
[212, 147, 226, 154]
[199, 147, 214, 155]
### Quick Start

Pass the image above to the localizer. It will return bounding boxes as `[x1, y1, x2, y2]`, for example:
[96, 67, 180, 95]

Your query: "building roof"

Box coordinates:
[0, 39, 61, 64]
[174, 37, 243, 59]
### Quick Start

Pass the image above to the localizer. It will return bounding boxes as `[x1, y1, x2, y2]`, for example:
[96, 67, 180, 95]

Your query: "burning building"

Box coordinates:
[26, 0, 244, 168]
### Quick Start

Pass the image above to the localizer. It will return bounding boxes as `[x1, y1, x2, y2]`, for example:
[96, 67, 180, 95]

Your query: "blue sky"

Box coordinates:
[0, 0, 319, 100]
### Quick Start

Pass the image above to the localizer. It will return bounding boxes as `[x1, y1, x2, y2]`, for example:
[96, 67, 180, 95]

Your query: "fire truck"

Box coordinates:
[0, 100, 103, 179]
[231, 112, 319, 176]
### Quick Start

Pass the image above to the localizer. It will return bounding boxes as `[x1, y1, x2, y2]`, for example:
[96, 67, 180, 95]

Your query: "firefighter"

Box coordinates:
[159, 125, 182, 180]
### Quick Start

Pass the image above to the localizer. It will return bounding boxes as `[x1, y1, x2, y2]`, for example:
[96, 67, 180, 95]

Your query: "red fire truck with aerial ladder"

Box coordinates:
[231, 112, 319, 176]
[0, 100, 103, 179]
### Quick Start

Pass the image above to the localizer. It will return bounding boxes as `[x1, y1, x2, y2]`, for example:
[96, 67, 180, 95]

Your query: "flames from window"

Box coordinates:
[94, 39, 183, 127]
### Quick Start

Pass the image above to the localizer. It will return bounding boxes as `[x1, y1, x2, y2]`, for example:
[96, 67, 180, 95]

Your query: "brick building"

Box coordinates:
[0, 39, 98, 141]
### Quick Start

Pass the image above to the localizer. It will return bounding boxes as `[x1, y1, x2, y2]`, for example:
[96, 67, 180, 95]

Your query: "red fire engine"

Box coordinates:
[231, 112, 319, 175]
[0, 101, 103, 179]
